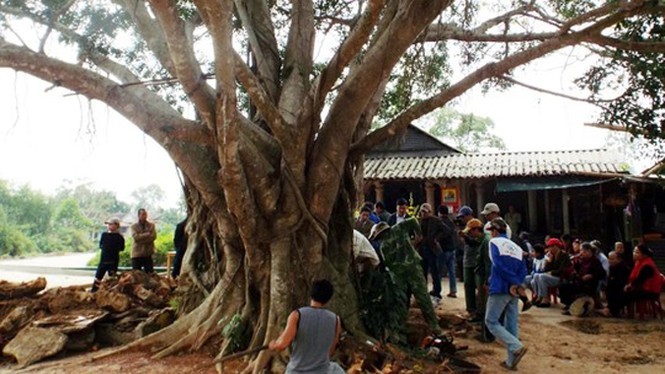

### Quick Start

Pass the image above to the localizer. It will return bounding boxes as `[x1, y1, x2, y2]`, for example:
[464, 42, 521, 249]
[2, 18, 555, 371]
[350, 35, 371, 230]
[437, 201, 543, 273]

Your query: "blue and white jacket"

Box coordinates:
[488, 234, 527, 295]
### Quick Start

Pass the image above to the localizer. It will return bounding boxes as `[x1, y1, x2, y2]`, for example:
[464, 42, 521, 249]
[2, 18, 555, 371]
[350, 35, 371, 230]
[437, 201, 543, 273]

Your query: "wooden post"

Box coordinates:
[374, 182, 385, 204]
[475, 183, 484, 216]
[544, 190, 551, 233]
[527, 190, 537, 232]
[562, 188, 570, 234]
[425, 182, 436, 207]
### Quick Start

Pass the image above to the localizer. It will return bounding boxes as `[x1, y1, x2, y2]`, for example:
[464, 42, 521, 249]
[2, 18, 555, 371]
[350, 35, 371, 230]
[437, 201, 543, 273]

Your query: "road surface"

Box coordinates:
[0, 252, 96, 289]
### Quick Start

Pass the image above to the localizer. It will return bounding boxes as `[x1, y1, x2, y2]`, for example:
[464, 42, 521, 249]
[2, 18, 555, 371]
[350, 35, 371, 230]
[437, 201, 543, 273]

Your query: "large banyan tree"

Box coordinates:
[1, 0, 663, 371]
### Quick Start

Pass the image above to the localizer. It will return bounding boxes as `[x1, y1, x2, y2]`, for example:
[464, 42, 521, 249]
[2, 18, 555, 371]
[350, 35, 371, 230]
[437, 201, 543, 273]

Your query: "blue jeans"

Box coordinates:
[485, 294, 523, 366]
[533, 273, 560, 298]
[438, 251, 457, 294]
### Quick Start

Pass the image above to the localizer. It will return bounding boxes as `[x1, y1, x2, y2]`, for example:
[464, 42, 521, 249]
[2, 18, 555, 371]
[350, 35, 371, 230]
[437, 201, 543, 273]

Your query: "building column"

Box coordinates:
[475, 183, 484, 215]
[527, 190, 537, 232]
[544, 190, 551, 233]
[562, 188, 570, 234]
[374, 182, 385, 204]
[425, 182, 436, 208]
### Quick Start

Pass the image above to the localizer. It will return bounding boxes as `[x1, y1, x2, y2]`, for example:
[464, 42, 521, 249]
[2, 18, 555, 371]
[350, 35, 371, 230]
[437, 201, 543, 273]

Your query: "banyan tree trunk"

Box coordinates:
[114, 173, 366, 373]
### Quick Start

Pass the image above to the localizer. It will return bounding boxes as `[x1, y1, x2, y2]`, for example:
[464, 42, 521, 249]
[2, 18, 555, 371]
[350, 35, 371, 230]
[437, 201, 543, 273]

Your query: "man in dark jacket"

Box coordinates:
[92, 218, 125, 292]
[437, 205, 458, 298]
[418, 203, 447, 301]
[171, 217, 188, 279]
[387, 198, 411, 226]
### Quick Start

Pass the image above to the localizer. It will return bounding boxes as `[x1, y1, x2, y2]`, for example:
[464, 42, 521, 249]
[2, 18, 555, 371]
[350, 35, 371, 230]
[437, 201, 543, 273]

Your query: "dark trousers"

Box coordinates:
[463, 267, 477, 313]
[132, 256, 154, 273]
[171, 249, 185, 278]
[421, 248, 441, 298]
[92, 261, 118, 291]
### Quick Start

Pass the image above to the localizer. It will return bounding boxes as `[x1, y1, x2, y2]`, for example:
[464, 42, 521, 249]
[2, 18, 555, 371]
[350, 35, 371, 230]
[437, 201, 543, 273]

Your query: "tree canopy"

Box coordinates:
[1, 0, 664, 369]
[427, 108, 506, 152]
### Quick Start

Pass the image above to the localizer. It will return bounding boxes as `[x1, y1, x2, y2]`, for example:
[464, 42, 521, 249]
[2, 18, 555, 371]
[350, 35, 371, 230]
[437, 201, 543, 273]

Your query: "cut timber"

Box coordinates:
[0, 278, 46, 300]
[94, 289, 132, 312]
[2, 326, 68, 368]
[0, 306, 31, 337]
[32, 309, 109, 334]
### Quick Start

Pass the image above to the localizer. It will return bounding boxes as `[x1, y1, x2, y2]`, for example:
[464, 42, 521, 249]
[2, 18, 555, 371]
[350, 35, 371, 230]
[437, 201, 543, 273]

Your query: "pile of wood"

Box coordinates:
[0, 272, 177, 368]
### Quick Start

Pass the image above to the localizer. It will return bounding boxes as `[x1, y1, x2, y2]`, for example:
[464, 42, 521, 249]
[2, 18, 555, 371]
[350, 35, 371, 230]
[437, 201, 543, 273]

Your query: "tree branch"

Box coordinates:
[350, 1, 648, 155]
[499, 74, 613, 105]
[0, 38, 207, 148]
[38, 0, 78, 53]
[234, 0, 281, 103]
[584, 35, 665, 53]
[305, 0, 384, 123]
[148, 0, 217, 128]
[307, 0, 453, 223]
[114, 0, 177, 76]
[233, 51, 289, 142]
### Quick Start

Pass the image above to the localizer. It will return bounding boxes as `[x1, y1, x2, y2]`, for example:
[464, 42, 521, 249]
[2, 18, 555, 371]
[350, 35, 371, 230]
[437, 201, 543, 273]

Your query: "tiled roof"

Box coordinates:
[364, 149, 626, 180]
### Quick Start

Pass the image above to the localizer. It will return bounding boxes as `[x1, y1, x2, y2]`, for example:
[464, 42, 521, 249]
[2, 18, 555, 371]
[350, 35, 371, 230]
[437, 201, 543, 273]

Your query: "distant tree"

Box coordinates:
[55, 183, 130, 224]
[130, 184, 166, 216]
[0, 184, 52, 237]
[427, 108, 506, 152]
[0, 206, 36, 257]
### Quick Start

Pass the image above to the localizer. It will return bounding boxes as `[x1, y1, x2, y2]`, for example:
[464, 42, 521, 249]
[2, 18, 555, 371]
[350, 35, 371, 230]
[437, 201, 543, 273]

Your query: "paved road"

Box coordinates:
[0, 252, 96, 289]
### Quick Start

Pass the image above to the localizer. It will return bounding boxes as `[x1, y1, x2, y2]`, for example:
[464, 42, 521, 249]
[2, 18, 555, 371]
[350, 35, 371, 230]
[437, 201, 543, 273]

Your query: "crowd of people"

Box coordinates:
[352, 198, 664, 371]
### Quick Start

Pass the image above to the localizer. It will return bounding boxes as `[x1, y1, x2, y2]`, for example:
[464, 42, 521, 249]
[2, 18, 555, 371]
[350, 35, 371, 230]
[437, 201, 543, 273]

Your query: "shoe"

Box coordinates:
[562, 310, 571, 316]
[447, 293, 457, 298]
[536, 302, 551, 308]
[510, 347, 528, 369]
[499, 361, 516, 371]
[467, 316, 482, 323]
[431, 296, 442, 306]
[522, 300, 533, 312]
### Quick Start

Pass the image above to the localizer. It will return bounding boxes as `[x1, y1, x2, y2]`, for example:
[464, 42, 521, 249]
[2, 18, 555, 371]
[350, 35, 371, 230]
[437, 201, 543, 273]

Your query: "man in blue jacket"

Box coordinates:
[485, 218, 528, 370]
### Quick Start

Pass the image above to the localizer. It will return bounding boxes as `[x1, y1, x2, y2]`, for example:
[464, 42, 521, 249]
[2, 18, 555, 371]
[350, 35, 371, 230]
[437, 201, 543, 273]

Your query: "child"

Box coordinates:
[91, 218, 125, 292]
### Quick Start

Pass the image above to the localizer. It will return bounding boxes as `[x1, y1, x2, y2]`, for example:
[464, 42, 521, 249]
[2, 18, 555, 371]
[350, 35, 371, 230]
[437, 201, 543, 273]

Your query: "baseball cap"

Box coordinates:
[481, 203, 500, 215]
[420, 203, 433, 214]
[546, 238, 564, 249]
[369, 222, 391, 240]
[463, 218, 484, 233]
[105, 218, 121, 226]
[456, 205, 473, 218]
[489, 217, 507, 232]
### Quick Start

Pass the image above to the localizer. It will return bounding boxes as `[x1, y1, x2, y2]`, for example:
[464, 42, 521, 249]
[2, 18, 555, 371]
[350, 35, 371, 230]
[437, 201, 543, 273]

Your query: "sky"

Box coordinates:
[0, 36, 647, 208]
[0, 70, 183, 207]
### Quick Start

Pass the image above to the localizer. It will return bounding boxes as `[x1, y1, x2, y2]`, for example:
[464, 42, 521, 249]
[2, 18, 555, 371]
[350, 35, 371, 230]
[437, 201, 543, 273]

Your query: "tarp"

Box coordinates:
[496, 176, 616, 193]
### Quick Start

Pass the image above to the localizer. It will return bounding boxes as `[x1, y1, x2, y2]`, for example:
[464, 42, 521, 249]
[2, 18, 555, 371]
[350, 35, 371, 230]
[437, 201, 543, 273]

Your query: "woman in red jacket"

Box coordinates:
[623, 244, 662, 304]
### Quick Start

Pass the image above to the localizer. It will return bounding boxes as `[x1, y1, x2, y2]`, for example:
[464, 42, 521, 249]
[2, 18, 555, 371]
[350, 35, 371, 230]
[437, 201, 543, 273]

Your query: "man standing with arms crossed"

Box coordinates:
[485, 218, 528, 370]
[131, 208, 157, 273]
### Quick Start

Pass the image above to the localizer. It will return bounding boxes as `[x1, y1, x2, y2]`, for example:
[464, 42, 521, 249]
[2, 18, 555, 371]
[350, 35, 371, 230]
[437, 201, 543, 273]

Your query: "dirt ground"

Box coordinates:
[3, 279, 665, 373]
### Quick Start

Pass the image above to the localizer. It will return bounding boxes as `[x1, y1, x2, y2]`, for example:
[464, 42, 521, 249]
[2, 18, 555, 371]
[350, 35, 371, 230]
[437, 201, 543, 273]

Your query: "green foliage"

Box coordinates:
[221, 314, 251, 354]
[427, 108, 506, 152]
[0, 179, 184, 258]
[0, 207, 36, 257]
[358, 269, 408, 344]
[378, 43, 451, 124]
[576, 13, 665, 141]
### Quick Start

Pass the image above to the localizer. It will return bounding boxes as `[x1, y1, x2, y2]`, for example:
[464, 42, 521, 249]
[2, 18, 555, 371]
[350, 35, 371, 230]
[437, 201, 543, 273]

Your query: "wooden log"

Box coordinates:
[0, 278, 46, 300]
